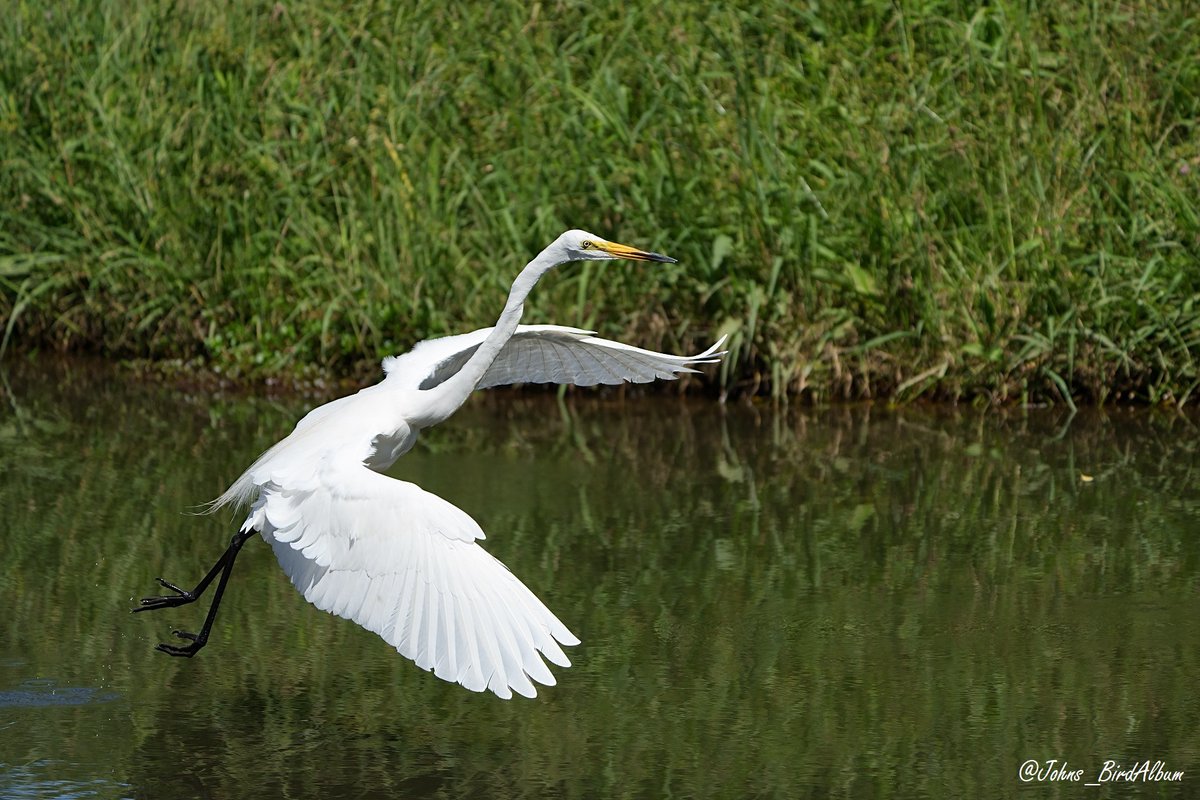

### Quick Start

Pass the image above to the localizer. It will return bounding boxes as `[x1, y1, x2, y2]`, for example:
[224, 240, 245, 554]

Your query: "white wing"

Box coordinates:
[249, 458, 579, 699]
[382, 325, 727, 390]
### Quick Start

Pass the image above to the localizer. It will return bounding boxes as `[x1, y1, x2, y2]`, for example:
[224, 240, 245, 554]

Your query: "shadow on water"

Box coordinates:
[0, 358, 1198, 798]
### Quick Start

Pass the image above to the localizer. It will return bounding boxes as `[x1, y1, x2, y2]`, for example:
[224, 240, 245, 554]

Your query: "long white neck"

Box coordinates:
[408, 241, 566, 427]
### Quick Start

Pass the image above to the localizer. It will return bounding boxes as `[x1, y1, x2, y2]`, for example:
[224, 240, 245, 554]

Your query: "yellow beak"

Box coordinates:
[596, 240, 677, 263]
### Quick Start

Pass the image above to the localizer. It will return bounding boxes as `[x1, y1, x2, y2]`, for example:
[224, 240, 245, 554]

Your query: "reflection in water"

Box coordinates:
[0, 681, 119, 708]
[0, 359, 1198, 798]
[0, 761, 133, 800]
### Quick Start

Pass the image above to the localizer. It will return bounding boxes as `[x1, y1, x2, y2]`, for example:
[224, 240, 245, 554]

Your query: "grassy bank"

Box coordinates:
[2, 0, 1198, 403]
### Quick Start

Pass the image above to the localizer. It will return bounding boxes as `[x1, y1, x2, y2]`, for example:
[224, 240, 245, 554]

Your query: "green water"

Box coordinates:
[1, 361, 1198, 799]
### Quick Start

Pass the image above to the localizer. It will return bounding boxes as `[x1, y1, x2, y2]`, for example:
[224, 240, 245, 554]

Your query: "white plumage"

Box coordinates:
[253, 463, 575, 698]
[141, 229, 725, 699]
[384, 324, 727, 390]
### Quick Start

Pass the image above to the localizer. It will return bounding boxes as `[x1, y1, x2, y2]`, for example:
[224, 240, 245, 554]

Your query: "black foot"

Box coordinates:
[134, 578, 197, 612]
[154, 629, 207, 658]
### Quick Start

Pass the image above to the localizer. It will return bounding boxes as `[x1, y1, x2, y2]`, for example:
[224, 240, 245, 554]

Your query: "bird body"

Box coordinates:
[139, 229, 726, 699]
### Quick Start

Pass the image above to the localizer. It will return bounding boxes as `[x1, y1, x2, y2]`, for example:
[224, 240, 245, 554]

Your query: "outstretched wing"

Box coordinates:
[382, 325, 727, 390]
[249, 459, 579, 699]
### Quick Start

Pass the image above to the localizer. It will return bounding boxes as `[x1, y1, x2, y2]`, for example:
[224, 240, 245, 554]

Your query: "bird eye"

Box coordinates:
[581, 240, 593, 249]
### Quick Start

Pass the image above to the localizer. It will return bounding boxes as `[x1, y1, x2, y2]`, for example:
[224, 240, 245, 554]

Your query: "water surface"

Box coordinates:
[1, 360, 1198, 798]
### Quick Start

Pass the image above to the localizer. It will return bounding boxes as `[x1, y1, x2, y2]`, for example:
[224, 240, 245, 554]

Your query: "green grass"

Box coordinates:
[2, 0, 1198, 403]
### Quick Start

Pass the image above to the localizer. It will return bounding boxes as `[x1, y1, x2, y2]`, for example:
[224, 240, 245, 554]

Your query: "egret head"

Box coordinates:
[558, 229, 677, 264]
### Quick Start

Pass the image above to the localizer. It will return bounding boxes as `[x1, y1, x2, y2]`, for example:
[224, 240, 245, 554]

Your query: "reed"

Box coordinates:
[2, 0, 1197, 403]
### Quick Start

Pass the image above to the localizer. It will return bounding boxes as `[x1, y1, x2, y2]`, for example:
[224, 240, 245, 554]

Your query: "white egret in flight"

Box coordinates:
[135, 229, 726, 699]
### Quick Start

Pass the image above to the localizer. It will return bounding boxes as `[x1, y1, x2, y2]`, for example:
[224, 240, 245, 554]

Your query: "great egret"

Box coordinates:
[135, 229, 726, 699]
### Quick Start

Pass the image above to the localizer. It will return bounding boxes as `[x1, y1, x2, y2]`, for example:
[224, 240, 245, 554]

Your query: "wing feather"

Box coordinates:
[382, 324, 726, 391]
[256, 459, 577, 699]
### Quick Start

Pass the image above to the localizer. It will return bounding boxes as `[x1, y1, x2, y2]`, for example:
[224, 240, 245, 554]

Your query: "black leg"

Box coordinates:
[134, 527, 257, 658]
